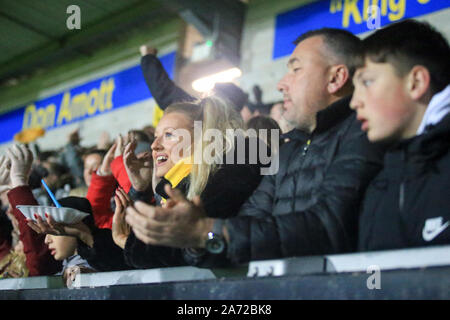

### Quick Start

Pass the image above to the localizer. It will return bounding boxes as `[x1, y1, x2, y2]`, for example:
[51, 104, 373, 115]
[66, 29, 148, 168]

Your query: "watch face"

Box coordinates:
[206, 236, 225, 254]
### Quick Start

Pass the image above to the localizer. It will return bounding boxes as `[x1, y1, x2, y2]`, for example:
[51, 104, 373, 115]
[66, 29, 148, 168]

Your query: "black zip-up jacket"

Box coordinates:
[358, 113, 450, 251]
[220, 97, 384, 265]
[141, 54, 195, 110]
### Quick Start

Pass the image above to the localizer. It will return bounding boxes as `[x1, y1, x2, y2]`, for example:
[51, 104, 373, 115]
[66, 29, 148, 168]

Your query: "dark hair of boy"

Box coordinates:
[359, 19, 450, 95]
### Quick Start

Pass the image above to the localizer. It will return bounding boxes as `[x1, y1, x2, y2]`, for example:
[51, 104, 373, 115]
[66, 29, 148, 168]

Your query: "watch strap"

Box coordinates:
[212, 219, 224, 236]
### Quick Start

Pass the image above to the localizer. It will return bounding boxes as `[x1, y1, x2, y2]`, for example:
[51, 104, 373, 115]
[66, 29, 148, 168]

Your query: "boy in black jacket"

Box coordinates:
[350, 19, 450, 251]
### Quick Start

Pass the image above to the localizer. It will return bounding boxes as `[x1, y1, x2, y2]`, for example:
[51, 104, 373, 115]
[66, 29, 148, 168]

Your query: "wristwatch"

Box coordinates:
[205, 219, 226, 254]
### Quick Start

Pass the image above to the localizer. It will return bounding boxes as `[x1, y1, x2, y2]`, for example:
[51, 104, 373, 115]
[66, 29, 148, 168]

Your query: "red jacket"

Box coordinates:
[86, 173, 116, 229]
[111, 156, 132, 193]
[7, 186, 61, 276]
[86, 156, 131, 229]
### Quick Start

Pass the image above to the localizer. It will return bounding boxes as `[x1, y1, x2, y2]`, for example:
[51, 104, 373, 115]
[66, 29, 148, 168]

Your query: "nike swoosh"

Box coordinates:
[423, 221, 449, 242]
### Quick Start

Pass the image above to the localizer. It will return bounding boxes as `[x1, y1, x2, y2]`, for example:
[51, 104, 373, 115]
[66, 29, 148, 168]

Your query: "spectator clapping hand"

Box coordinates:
[97, 131, 111, 150]
[114, 134, 126, 158]
[112, 187, 131, 249]
[123, 138, 152, 192]
[0, 155, 11, 193]
[6, 144, 33, 188]
[27, 214, 93, 248]
[64, 265, 95, 288]
[98, 142, 116, 176]
[98, 134, 128, 176]
[126, 185, 212, 249]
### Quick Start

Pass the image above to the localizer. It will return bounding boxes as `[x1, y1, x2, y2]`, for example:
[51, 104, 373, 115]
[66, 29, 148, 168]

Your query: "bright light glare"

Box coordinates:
[192, 68, 242, 93]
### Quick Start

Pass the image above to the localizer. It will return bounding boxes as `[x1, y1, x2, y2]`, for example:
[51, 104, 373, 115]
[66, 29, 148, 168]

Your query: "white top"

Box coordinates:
[416, 84, 450, 135]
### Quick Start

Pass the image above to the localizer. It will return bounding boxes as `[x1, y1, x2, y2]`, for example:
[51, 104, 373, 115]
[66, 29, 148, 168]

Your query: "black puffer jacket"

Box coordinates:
[358, 113, 450, 251]
[223, 97, 385, 265]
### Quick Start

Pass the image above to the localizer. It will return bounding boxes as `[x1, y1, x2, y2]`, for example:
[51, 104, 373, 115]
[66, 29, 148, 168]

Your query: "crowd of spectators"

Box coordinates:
[0, 19, 449, 288]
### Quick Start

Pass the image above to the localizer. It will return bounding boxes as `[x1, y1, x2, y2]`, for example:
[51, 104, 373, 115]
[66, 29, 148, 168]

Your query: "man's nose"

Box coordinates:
[277, 74, 289, 93]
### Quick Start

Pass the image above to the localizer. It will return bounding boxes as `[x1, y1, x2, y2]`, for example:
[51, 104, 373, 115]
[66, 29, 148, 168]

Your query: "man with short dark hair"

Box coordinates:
[351, 20, 450, 251]
[125, 28, 384, 266]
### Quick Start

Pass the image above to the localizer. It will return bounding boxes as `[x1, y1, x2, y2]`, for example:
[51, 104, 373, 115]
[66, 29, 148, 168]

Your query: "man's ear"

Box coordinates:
[407, 66, 431, 101]
[327, 64, 350, 94]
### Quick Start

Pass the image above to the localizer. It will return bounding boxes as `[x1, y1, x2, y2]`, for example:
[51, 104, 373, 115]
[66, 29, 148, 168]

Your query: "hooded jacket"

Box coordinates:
[358, 112, 450, 251]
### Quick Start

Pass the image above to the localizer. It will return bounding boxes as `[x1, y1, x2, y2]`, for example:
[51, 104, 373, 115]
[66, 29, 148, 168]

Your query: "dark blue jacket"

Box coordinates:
[358, 113, 450, 251]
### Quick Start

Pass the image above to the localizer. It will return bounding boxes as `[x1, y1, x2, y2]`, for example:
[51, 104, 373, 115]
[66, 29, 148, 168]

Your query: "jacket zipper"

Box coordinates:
[302, 139, 311, 156]
[399, 183, 404, 212]
[399, 151, 406, 212]
[291, 138, 312, 215]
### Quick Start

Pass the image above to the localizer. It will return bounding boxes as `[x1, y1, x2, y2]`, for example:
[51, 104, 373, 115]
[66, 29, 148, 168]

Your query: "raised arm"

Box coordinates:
[140, 46, 195, 110]
[5, 145, 62, 276]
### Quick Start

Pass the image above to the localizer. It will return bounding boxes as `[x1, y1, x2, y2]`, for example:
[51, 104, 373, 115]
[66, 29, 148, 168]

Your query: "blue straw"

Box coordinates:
[41, 179, 61, 208]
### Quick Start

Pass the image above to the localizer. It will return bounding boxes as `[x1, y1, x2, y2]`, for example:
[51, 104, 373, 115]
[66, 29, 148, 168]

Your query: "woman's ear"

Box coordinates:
[407, 65, 431, 101]
[327, 64, 350, 94]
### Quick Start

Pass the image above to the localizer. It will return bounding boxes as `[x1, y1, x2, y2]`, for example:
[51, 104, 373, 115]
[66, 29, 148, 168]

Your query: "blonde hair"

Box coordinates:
[164, 96, 244, 199]
[0, 251, 29, 279]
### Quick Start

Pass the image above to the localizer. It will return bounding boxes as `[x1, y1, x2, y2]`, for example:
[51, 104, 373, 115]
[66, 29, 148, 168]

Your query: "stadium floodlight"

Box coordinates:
[191, 67, 242, 92]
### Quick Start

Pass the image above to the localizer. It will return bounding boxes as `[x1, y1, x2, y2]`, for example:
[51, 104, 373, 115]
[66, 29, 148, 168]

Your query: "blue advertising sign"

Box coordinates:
[273, 0, 450, 59]
[0, 51, 176, 144]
